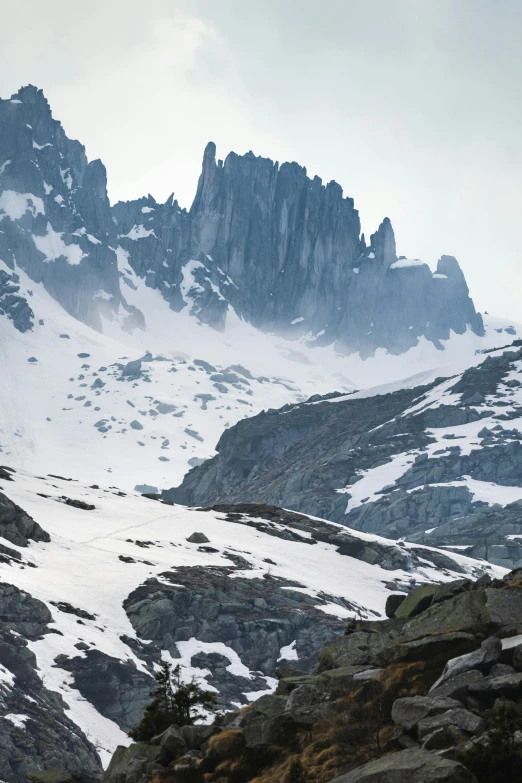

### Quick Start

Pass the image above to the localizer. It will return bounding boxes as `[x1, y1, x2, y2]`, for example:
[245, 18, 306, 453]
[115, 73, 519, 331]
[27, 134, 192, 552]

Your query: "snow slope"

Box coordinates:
[0, 467, 504, 764]
[0, 256, 518, 492]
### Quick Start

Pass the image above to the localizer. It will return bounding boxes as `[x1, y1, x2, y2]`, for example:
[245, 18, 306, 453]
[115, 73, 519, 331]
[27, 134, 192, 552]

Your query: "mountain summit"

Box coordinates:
[0, 85, 483, 356]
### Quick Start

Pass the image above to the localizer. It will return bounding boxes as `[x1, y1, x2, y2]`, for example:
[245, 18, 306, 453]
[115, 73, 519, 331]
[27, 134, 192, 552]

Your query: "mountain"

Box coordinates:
[1, 84, 484, 359]
[0, 466, 500, 777]
[0, 82, 521, 782]
[1, 84, 516, 493]
[167, 341, 522, 570]
[114, 144, 484, 357]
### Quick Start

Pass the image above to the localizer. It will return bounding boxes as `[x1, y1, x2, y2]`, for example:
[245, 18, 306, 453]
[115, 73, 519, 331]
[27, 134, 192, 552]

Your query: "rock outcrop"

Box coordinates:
[0, 479, 50, 546]
[115, 144, 484, 356]
[167, 343, 522, 568]
[0, 582, 103, 783]
[1, 85, 483, 356]
[97, 567, 522, 783]
[0, 85, 141, 331]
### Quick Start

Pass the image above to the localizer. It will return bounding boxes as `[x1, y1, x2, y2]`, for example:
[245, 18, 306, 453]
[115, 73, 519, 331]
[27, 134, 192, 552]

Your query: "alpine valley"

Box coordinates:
[0, 85, 522, 783]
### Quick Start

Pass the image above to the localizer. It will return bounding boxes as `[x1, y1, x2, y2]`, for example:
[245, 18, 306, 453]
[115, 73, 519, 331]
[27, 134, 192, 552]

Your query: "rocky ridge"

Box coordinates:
[0, 467, 501, 778]
[0, 499, 102, 782]
[167, 341, 522, 568]
[0, 86, 142, 331]
[1, 85, 483, 356]
[98, 567, 522, 783]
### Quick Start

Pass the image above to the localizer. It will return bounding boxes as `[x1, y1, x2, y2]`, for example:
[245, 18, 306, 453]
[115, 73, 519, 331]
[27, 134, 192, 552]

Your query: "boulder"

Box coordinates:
[0, 581, 52, 639]
[319, 631, 392, 670]
[431, 580, 473, 606]
[489, 663, 516, 677]
[329, 748, 477, 782]
[431, 637, 502, 690]
[386, 593, 406, 618]
[468, 671, 522, 700]
[512, 644, 522, 671]
[319, 666, 378, 693]
[102, 743, 163, 783]
[228, 694, 288, 747]
[122, 360, 142, 377]
[285, 683, 327, 711]
[392, 632, 479, 666]
[159, 725, 188, 760]
[392, 696, 462, 732]
[429, 670, 484, 702]
[186, 532, 210, 544]
[0, 492, 50, 546]
[402, 588, 522, 642]
[417, 708, 486, 740]
[180, 724, 216, 750]
[422, 724, 463, 750]
[395, 584, 439, 619]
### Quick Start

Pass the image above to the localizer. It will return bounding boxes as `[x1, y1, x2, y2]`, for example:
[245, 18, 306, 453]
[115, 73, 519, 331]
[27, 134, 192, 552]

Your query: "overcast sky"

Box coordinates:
[1, 0, 520, 320]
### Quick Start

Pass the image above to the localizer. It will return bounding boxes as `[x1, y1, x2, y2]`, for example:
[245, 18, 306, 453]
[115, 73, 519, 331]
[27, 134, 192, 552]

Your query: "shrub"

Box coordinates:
[129, 662, 217, 742]
[285, 757, 307, 783]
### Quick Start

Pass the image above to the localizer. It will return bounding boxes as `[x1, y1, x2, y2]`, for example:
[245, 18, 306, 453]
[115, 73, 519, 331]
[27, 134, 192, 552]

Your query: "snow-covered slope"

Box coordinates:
[1, 83, 520, 492]
[170, 340, 522, 569]
[0, 256, 517, 491]
[0, 466, 503, 766]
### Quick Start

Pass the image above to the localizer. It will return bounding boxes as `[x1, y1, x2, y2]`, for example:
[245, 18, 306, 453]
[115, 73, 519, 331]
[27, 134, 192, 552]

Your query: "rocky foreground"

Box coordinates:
[34, 565, 522, 783]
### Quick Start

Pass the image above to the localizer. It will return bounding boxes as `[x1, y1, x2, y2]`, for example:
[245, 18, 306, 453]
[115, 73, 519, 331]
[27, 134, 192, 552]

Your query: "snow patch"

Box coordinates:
[120, 225, 156, 240]
[390, 258, 426, 269]
[0, 191, 45, 221]
[1, 714, 29, 729]
[32, 223, 86, 265]
[278, 640, 298, 661]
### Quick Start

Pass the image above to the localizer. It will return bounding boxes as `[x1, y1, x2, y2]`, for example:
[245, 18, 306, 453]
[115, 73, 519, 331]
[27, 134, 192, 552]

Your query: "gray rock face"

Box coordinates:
[0, 85, 142, 332]
[428, 670, 484, 702]
[114, 143, 483, 356]
[102, 743, 162, 783]
[0, 488, 50, 547]
[1, 86, 482, 356]
[0, 582, 102, 782]
[167, 344, 522, 568]
[53, 650, 155, 733]
[417, 708, 485, 739]
[431, 637, 502, 690]
[0, 269, 34, 331]
[392, 696, 462, 732]
[329, 748, 477, 783]
[123, 564, 347, 709]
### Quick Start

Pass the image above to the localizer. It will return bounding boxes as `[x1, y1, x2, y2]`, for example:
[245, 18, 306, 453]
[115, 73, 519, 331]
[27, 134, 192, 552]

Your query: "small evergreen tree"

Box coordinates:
[129, 662, 217, 742]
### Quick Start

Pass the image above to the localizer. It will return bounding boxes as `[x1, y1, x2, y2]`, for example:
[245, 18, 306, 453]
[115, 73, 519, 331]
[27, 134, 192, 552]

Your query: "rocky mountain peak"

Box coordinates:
[0, 86, 485, 356]
[369, 216, 397, 266]
[10, 83, 52, 115]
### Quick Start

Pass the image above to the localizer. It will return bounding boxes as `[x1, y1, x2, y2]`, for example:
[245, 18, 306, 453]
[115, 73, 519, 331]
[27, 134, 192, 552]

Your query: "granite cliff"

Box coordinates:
[1, 85, 483, 356]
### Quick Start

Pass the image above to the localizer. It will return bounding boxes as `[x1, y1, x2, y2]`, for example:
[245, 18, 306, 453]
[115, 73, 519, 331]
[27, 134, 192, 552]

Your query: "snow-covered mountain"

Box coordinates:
[0, 81, 521, 782]
[0, 466, 501, 776]
[1, 84, 484, 356]
[169, 340, 522, 570]
[0, 84, 518, 491]
[0, 254, 516, 492]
